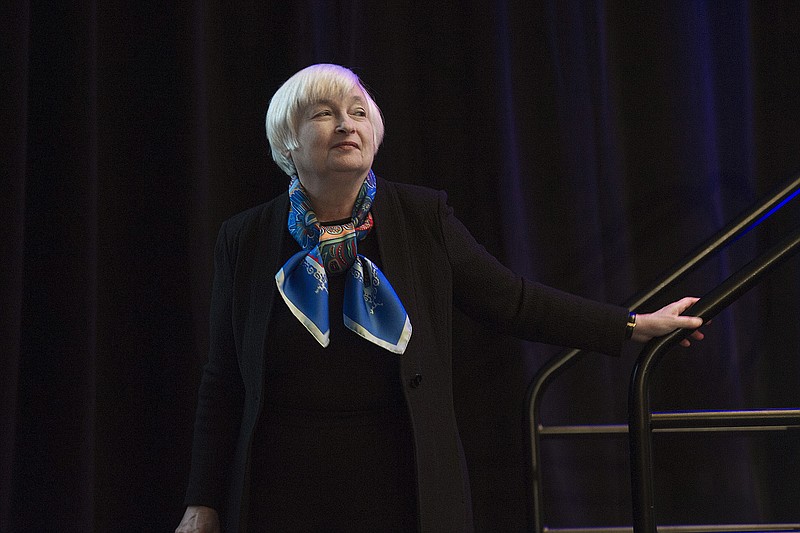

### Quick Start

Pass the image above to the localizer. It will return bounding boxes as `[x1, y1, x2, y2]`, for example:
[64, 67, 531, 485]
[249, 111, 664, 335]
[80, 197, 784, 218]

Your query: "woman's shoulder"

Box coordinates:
[377, 177, 447, 213]
[379, 176, 442, 198]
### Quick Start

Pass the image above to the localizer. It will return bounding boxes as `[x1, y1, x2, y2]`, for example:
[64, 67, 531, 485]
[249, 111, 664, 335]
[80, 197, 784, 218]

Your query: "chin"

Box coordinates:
[329, 163, 371, 176]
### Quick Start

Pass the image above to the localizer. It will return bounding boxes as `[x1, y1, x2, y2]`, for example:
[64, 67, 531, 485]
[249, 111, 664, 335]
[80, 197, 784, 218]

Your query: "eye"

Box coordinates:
[313, 109, 332, 118]
[351, 107, 367, 117]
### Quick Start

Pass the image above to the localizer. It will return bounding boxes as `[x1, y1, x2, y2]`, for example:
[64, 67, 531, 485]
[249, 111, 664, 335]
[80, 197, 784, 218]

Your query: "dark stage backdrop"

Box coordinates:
[3, 1, 800, 531]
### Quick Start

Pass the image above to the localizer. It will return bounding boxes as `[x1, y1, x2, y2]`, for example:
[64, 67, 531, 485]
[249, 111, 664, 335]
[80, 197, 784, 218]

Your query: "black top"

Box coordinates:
[185, 178, 629, 532]
[247, 226, 417, 531]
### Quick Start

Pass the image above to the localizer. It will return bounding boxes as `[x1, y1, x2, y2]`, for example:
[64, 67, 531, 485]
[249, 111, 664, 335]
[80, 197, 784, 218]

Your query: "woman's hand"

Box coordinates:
[175, 506, 220, 533]
[631, 297, 705, 347]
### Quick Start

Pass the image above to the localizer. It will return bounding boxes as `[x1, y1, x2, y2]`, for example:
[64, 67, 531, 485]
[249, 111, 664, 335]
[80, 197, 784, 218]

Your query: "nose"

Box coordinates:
[335, 117, 354, 133]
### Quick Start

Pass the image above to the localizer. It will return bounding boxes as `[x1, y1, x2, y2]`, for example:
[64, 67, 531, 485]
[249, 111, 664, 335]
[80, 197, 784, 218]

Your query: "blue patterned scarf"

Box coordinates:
[275, 171, 412, 354]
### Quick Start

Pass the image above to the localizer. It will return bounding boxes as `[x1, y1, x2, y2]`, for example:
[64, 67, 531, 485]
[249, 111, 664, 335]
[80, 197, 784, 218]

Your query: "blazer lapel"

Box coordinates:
[372, 178, 420, 349]
[243, 193, 289, 387]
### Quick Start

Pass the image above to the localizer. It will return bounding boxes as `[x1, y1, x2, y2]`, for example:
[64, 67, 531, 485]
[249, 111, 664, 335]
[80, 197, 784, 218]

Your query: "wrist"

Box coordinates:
[625, 312, 637, 340]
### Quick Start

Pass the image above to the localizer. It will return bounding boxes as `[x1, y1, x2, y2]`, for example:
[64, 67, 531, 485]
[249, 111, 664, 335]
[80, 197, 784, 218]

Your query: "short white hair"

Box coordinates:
[265, 64, 385, 176]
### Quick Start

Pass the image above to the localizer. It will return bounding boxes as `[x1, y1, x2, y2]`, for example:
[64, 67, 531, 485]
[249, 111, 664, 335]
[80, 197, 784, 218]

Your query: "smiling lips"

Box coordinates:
[333, 141, 359, 150]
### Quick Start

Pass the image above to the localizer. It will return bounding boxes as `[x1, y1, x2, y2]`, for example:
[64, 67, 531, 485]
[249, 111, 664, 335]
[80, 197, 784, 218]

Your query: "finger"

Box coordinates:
[678, 330, 704, 348]
[669, 297, 698, 313]
[687, 316, 703, 329]
[680, 315, 704, 328]
[677, 296, 701, 312]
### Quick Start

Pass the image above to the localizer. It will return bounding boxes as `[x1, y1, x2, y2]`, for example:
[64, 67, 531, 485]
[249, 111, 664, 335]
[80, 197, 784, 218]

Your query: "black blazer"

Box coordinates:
[185, 177, 629, 532]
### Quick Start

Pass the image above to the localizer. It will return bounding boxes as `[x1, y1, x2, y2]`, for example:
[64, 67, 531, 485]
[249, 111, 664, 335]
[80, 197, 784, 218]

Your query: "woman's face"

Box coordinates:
[290, 85, 375, 184]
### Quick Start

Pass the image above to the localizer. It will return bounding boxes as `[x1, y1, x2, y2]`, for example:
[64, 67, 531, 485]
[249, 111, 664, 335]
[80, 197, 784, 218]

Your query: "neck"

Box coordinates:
[299, 172, 367, 221]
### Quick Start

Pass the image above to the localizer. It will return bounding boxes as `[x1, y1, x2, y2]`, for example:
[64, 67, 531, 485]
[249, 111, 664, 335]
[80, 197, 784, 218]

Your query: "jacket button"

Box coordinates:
[409, 373, 423, 389]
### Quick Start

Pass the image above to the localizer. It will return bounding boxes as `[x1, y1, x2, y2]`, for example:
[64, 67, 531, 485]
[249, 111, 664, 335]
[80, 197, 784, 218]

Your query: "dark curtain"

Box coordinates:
[3, 1, 800, 531]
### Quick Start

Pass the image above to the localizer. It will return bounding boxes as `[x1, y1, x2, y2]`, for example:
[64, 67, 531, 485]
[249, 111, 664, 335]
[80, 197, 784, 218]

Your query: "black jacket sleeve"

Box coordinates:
[435, 191, 629, 356]
[184, 221, 245, 510]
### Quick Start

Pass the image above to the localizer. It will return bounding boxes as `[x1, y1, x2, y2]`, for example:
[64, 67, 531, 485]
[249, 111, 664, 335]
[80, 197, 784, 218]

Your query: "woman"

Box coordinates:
[176, 64, 703, 533]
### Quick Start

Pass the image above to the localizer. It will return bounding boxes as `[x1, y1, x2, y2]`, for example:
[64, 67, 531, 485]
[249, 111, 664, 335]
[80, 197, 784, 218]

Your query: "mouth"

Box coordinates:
[332, 141, 360, 150]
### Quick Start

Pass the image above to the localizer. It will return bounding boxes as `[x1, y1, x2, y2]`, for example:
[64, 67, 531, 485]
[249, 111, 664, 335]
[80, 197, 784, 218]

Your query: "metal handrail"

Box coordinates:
[629, 224, 800, 532]
[526, 173, 800, 532]
[540, 524, 800, 532]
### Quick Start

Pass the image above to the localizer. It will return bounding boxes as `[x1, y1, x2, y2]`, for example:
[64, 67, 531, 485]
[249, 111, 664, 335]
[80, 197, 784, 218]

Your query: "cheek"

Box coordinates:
[362, 129, 376, 153]
[297, 124, 324, 148]
[294, 138, 323, 163]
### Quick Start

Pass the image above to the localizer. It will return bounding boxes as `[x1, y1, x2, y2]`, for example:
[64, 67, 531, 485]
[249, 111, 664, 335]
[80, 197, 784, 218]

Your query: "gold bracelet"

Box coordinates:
[625, 312, 637, 340]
